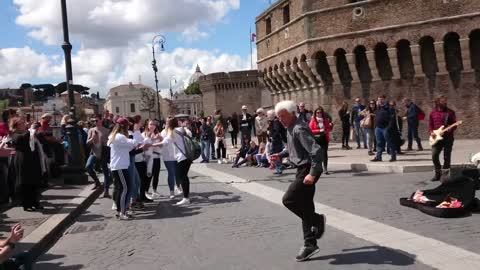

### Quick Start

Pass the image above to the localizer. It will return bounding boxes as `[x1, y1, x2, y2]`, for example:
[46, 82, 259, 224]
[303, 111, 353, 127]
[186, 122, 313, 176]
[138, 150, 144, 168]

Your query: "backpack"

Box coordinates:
[417, 106, 425, 121]
[174, 128, 201, 162]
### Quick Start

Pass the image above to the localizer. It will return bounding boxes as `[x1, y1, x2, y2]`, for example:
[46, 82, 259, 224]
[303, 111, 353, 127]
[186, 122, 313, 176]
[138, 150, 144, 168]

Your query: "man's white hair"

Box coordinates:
[266, 109, 275, 120]
[275, 100, 297, 115]
[256, 108, 265, 114]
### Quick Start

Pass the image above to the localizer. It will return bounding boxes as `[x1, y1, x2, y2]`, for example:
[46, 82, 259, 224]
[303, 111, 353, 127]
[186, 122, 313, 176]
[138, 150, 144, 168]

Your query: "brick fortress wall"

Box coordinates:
[256, 0, 480, 140]
[198, 70, 264, 118]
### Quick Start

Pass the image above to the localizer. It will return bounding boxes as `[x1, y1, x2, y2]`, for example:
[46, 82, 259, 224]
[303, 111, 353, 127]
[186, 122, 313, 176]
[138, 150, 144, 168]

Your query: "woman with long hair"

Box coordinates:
[229, 112, 239, 148]
[214, 120, 227, 164]
[159, 117, 180, 199]
[143, 120, 162, 199]
[7, 117, 44, 211]
[309, 107, 332, 174]
[360, 100, 377, 155]
[108, 118, 136, 220]
[338, 101, 351, 150]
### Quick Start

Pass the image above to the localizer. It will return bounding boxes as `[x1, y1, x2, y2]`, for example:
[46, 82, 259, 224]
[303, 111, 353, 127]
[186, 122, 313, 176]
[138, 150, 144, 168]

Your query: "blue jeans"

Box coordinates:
[375, 127, 396, 160]
[127, 155, 140, 203]
[164, 160, 177, 191]
[353, 121, 367, 148]
[85, 154, 111, 193]
[201, 140, 211, 161]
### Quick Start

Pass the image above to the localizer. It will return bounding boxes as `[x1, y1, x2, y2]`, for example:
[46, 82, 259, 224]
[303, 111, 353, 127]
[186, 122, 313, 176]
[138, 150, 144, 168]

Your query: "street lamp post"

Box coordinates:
[169, 75, 177, 99]
[31, 104, 35, 122]
[53, 103, 57, 126]
[60, 0, 87, 184]
[151, 35, 166, 120]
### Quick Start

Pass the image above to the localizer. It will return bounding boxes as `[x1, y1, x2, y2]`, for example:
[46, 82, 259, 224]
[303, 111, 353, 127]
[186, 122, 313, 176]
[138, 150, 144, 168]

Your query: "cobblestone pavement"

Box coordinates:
[36, 170, 434, 270]
[207, 164, 480, 254]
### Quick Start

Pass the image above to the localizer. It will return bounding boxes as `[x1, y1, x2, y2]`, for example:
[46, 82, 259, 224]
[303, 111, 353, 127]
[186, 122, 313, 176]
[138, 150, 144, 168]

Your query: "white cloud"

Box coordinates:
[14, 0, 240, 47]
[5, 0, 255, 99]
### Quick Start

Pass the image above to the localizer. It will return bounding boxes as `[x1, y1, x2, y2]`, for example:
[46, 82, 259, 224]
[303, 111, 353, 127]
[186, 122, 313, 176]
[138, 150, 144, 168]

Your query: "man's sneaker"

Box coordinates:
[312, 215, 326, 239]
[218, 159, 222, 164]
[112, 203, 117, 211]
[223, 158, 228, 164]
[119, 213, 131, 220]
[151, 191, 160, 199]
[175, 198, 191, 206]
[174, 187, 183, 195]
[295, 246, 320, 262]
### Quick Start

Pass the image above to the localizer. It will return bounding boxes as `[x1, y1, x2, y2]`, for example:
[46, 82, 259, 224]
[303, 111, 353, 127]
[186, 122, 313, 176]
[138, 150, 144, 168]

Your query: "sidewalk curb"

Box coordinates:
[19, 185, 102, 260]
[328, 162, 468, 173]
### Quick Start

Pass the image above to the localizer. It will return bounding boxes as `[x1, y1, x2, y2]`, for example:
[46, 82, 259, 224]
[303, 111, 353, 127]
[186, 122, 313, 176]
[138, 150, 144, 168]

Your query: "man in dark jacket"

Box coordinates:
[199, 117, 214, 163]
[239, 105, 253, 146]
[350, 97, 367, 149]
[267, 109, 287, 174]
[402, 98, 424, 151]
[371, 95, 396, 162]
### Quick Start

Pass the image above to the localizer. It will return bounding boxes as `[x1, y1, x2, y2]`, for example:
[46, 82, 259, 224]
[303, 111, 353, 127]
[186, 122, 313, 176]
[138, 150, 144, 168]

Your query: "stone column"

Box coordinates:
[387, 48, 402, 79]
[326, 56, 341, 83]
[410, 44, 424, 77]
[365, 50, 381, 81]
[278, 67, 294, 90]
[306, 59, 324, 84]
[292, 62, 310, 89]
[459, 38, 473, 72]
[434, 41, 448, 74]
[299, 60, 319, 88]
[345, 53, 361, 82]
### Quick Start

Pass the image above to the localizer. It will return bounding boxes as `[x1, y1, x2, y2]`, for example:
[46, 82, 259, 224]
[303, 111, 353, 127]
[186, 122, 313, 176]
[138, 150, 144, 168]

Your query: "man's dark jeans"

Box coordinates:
[432, 136, 454, 171]
[407, 123, 422, 149]
[282, 164, 322, 247]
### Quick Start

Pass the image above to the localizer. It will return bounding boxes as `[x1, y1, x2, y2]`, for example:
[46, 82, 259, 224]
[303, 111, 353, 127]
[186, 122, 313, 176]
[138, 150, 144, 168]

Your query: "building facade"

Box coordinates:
[105, 83, 157, 119]
[170, 93, 203, 116]
[199, 70, 270, 117]
[256, 0, 480, 138]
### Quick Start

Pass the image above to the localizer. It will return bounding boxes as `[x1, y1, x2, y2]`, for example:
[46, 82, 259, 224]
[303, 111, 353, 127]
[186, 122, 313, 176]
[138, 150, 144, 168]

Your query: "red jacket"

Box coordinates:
[308, 116, 331, 142]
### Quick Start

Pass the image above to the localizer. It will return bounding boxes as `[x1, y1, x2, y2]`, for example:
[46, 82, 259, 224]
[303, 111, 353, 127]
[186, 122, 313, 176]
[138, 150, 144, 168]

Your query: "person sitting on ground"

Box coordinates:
[233, 140, 259, 168]
[231, 136, 251, 168]
[0, 223, 32, 270]
[255, 142, 269, 168]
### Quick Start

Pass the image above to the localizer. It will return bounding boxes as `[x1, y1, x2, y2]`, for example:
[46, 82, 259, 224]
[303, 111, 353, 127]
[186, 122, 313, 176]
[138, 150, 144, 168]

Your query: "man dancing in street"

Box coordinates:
[274, 100, 326, 262]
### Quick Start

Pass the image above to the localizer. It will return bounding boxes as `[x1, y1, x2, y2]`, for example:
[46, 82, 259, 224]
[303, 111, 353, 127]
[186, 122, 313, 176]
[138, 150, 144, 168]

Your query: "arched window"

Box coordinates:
[335, 48, 352, 98]
[396, 39, 415, 81]
[444, 32, 463, 88]
[469, 29, 480, 87]
[419, 36, 438, 91]
[374, 43, 393, 81]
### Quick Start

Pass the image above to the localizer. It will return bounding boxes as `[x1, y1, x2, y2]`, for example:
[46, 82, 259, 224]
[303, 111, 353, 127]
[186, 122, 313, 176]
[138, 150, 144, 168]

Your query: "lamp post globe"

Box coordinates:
[151, 34, 166, 120]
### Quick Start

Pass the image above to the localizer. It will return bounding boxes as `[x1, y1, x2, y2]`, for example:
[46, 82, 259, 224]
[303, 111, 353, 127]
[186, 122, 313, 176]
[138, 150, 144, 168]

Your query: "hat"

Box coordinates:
[116, 117, 129, 128]
[241, 105, 247, 110]
[41, 113, 53, 119]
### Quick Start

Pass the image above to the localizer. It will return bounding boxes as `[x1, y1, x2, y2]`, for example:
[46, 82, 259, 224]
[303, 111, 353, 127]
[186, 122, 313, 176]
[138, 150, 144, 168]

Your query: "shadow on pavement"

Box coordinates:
[34, 254, 83, 270]
[311, 245, 416, 266]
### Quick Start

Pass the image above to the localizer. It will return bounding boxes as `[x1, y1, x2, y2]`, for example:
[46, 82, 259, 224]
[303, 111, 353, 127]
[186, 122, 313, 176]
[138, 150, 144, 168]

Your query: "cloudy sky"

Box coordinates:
[0, 0, 275, 98]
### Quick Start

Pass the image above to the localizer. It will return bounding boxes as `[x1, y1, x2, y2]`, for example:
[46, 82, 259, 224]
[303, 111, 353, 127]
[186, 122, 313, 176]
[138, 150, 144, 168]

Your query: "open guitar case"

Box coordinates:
[400, 168, 480, 218]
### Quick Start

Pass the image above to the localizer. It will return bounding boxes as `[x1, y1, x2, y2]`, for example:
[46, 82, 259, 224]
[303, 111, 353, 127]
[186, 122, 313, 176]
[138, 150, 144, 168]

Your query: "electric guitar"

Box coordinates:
[429, 120, 463, 146]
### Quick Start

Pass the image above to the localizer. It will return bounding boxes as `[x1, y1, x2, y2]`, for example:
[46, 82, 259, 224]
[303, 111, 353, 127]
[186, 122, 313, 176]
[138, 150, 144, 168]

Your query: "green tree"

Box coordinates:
[0, 99, 9, 112]
[184, 82, 201, 95]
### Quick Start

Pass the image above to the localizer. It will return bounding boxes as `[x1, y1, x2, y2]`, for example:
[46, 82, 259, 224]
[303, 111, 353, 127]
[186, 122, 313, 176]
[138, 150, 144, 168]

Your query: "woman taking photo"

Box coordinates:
[108, 118, 137, 220]
[309, 107, 332, 174]
[338, 101, 351, 150]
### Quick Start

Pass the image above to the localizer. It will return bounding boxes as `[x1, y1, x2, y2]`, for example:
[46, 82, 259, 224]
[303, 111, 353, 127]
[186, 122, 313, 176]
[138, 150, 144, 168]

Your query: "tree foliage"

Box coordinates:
[184, 82, 201, 95]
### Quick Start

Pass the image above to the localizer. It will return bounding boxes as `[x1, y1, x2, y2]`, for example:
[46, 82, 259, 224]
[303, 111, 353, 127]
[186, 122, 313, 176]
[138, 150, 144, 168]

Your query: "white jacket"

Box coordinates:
[109, 133, 136, 171]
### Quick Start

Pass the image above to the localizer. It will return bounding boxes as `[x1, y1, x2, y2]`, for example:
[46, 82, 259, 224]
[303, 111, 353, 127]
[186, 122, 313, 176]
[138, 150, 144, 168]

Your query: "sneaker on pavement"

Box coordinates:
[174, 187, 183, 195]
[175, 198, 191, 206]
[223, 158, 228, 164]
[119, 213, 131, 220]
[218, 160, 222, 164]
[112, 203, 117, 211]
[152, 191, 160, 199]
[296, 246, 320, 262]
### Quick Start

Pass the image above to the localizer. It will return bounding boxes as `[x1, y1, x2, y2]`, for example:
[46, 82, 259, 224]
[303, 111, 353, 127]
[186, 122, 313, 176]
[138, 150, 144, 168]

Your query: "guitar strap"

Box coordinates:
[444, 111, 449, 127]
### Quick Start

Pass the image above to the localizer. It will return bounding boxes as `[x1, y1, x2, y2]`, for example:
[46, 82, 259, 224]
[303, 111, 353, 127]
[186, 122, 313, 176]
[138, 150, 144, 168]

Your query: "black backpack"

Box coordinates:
[174, 128, 201, 162]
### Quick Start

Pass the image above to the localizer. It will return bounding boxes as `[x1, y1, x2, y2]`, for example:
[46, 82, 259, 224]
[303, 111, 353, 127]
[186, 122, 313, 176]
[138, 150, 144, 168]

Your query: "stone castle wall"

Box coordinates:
[256, 0, 480, 139]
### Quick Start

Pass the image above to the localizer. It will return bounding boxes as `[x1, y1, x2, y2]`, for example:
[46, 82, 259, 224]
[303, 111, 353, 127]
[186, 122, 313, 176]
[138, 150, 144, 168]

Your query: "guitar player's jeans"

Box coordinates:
[432, 136, 454, 171]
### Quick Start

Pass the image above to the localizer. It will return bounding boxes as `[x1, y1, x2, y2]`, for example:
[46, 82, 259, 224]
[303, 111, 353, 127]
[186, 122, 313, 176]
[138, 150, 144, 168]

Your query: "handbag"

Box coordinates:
[360, 114, 372, 129]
